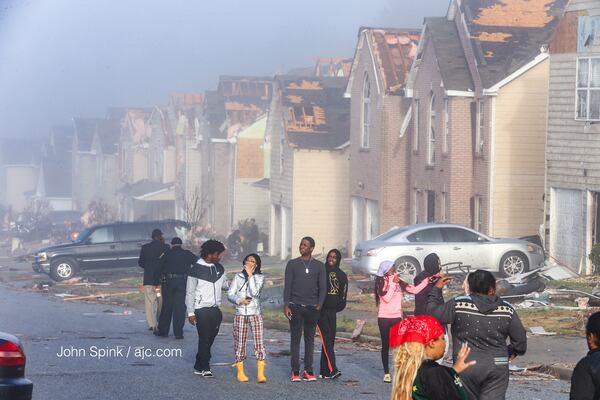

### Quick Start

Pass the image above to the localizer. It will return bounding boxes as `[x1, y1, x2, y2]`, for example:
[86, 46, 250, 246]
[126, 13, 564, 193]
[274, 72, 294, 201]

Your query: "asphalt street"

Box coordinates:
[0, 283, 573, 400]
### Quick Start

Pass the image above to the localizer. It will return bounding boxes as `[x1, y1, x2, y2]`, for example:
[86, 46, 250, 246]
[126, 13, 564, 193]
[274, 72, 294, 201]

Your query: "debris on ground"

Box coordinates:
[352, 319, 366, 340]
[62, 277, 83, 284]
[529, 326, 557, 336]
[63, 291, 137, 301]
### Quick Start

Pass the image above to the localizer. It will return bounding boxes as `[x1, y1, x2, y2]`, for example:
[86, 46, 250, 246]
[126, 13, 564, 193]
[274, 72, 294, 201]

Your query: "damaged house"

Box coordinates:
[0, 138, 39, 213]
[268, 76, 350, 259]
[345, 28, 420, 252]
[545, 0, 600, 273]
[405, 0, 567, 244]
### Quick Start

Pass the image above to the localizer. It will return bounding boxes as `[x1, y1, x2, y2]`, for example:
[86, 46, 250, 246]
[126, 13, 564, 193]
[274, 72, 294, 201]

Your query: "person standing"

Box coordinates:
[570, 311, 600, 400]
[227, 253, 267, 383]
[375, 260, 432, 383]
[186, 239, 227, 377]
[427, 269, 527, 400]
[413, 253, 442, 316]
[156, 237, 198, 339]
[283, 236, 326, 382]
[138, 228, 170, 333]
[246, 218, 259, 253]
[317, 248, 347, 379]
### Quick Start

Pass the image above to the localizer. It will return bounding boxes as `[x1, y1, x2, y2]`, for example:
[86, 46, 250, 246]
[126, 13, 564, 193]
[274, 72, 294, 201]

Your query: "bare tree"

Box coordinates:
[184, 185, 209, 232]
[81, 200, 116, 227]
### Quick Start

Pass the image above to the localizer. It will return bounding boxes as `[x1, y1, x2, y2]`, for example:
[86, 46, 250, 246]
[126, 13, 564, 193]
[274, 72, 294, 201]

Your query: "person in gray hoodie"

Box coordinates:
[227, 253, 267, 383]
[427, 269, 527, 400]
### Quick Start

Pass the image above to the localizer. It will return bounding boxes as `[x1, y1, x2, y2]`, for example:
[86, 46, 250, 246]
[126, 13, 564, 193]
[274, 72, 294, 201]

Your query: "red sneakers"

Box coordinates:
[302, 371, 317, 381]
[291, 372, 301, 382]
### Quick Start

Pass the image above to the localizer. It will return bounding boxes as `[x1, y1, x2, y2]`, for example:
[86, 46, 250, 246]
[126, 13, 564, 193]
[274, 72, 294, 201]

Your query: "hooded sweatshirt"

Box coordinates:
[185, 258, 226, 315]
[427, 287, 527, 363]
[322, 251, 348, 312]
[413, 260, 441, 316]
[377, 277, 430, 319]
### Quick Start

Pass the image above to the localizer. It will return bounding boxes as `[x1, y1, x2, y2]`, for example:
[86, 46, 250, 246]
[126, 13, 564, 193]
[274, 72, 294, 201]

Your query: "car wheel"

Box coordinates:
[50, 258, 78, 281]
[499, 252, 529, 277]
[394, 257, 422, 280]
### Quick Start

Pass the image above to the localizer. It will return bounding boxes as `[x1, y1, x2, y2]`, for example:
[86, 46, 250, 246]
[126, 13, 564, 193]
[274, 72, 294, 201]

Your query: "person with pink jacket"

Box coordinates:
[374, 260, 435, 383]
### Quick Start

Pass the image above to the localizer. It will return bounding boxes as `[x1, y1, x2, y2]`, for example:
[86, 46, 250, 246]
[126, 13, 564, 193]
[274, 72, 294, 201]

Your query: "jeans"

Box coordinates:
[289, 304, 319, 373]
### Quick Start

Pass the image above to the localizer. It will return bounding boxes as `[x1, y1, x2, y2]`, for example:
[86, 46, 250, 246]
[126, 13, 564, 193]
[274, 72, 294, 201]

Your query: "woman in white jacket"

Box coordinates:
[227, 253, 266, 383]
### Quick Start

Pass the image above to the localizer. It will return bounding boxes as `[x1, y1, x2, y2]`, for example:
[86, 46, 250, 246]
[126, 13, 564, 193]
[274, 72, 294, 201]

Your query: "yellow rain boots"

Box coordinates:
[257, 360, 267, 383]
[234, 361, 249, 382]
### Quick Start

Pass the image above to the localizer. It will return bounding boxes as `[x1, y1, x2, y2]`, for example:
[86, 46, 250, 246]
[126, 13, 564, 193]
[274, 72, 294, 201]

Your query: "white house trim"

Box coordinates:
[399, 105, 413, 137]
[483, 53, 549, 95]
[445, 90, 475, 97]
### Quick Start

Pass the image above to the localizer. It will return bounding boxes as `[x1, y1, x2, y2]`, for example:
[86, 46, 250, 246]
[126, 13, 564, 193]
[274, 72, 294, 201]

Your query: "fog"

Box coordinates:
[0, 0, 449, 138]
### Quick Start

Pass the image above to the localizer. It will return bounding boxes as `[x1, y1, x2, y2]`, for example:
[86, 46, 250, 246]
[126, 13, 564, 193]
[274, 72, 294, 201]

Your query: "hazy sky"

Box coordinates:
[0, 0, 449, 138]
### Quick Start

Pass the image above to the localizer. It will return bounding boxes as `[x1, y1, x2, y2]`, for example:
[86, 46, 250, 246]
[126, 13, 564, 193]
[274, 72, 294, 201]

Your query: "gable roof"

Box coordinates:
[39, 158, 72, 198]
[425, 17, 474, 91]
[347, 27, 420, 96]
[461, 0, 568, 88]
[278, 76, 350, 150]
[73, 117, 102, 152]
[1, 138, 38, 165]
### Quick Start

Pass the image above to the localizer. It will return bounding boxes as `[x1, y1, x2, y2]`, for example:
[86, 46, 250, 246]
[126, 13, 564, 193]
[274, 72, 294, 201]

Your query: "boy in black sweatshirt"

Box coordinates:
[571, 311, 600, 400]
[317, 248, 348, 379]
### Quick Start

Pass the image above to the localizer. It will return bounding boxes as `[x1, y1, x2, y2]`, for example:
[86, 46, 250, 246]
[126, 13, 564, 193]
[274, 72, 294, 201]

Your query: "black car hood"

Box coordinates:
[35, 242, 80, 253]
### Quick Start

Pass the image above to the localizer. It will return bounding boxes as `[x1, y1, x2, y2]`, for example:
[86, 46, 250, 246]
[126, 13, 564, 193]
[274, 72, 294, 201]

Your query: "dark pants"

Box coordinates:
[378, 317, 402, 374]
[194, 307, 222, 372]
[317, 308, 338, 376]
[289, 304, 319, 373]
[460, 358, 509, 400]
[157, 277, 187, 337]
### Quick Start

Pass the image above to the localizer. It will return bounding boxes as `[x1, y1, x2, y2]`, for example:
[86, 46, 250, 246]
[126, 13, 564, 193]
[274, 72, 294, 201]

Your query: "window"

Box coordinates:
[428, 96, 436, 164]
[443, 99, 449, 153]
[426, 190, 435, 223]
[117, 224, 146, 242]
[476, 100, 485, 153]
[440, 192, 448, 223]
[408, 228, 443, 243]
[361, 74, 371, 148]
[88, 227, 115, 244]
[414, 189, 421, 224]
[374, 227, 409, 241]
[576, 58, 600, 120]
[413, 99, 420, 151]
[471, 195, 483, 232]
[441, 227, 480, 243]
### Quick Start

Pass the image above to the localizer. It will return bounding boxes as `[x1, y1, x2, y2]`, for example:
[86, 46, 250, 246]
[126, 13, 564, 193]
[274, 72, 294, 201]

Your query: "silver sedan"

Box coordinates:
[351, 223, 545, 278]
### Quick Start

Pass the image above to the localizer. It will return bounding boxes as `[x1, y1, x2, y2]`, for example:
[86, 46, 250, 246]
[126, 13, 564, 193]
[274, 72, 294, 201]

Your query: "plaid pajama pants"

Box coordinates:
[233, 314, 266, 362]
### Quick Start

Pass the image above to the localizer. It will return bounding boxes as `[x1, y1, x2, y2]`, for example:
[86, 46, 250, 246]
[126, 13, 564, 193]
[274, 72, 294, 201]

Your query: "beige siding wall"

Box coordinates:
[233, 179, 269, 232]
[163, 146, 176, 183]
[492, 60, 549, 237]
[132, 150, 149, 182]
[5, 166, 38, 212]
[292, 149, 350, 258]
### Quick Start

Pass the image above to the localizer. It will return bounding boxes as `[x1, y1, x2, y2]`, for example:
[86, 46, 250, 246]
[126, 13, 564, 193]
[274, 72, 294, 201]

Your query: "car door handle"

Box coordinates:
[110, 245, 116, 249]
[453, 247, 461, 250]
[415, 247, 424, 251]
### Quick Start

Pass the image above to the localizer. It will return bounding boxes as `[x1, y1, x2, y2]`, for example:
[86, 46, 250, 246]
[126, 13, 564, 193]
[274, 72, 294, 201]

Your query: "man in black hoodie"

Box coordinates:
[427, 269, 527, 400]
[570, 311, 600, 400]
[414, 253, 441, 316]
[316, 249, 347, 379]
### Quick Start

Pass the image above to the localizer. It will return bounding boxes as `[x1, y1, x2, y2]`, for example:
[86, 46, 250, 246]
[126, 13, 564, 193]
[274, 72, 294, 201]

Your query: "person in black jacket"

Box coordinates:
[156, 237, 198, 339]
[427, 269, 527, 400]
[570, 311, 600, 400]
[138, 229, 170, 332]
[414, 253, 442, 316]
[316, 249, 348, 380]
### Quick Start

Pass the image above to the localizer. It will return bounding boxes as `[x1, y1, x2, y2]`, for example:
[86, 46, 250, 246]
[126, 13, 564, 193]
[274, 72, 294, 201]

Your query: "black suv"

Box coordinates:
[32, 220, 190, 281]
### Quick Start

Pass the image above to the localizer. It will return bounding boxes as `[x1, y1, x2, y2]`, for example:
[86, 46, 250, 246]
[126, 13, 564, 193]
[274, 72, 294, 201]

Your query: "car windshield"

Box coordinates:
[374, 227, 408, 241]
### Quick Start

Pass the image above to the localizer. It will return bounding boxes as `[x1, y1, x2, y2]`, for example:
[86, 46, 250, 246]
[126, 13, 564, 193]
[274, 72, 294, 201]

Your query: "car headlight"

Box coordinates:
[366, 247, 386, 256]
[37, 252, 47, 262]
[526, 244, 540, 254]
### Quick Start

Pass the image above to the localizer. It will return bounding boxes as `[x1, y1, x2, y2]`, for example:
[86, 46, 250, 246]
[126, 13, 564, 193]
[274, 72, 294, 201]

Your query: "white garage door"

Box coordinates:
[550, 188, 583, 270]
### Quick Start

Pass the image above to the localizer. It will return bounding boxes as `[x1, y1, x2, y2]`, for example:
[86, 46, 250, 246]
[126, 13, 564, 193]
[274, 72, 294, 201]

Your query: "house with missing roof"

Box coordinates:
[345, 28, 420, 252]
[544, 0, 600, 273]
[405, 0, 567, 249]
[268, 76, 350, 259]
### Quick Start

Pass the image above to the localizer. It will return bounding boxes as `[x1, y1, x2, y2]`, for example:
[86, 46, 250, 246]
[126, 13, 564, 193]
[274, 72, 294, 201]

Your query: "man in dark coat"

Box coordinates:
[138, 228, 170, 332]
[570, 311, 600, 400]
[316, 248, 347, 379]
[156, 237, 198, 339]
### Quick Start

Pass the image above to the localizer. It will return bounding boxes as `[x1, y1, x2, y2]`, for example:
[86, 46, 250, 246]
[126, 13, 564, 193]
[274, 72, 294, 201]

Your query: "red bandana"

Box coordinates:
[389, 316, 444, 347]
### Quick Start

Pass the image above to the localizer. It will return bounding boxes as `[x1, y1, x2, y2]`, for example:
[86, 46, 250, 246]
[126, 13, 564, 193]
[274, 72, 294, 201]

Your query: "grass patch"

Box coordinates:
[518, 308, 586, 336]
